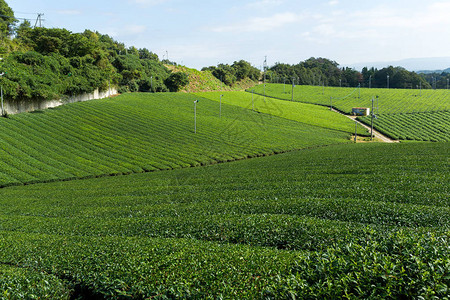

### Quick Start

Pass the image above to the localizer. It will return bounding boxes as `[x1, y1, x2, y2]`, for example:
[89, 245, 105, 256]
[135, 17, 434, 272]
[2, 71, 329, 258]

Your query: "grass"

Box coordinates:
[195, 91, 369, 135]
[0, 142, 448, 298]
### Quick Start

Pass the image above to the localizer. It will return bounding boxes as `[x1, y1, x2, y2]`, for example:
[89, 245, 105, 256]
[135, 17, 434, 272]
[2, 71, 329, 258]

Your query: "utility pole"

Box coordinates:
[150, 76, 153, 92]
[371, 97, 374, 141]
[263, 56, 267, 85]
[354, 120, 357, 143]
[387, 75, 390, 89]
[219, 94, 223, 118]
[34, 13, 44, 28]
[369, 75, 372, 89]
[194, 100, 199, 133]
[0, 58, 5, 116]
[252, 89, 254, 111]
[376, 95, 379, 115]
[264, 84, 266, 102]
[291, 78, 295, 101]
[358, 83, 361, 98]
[1, 86, 3, 116]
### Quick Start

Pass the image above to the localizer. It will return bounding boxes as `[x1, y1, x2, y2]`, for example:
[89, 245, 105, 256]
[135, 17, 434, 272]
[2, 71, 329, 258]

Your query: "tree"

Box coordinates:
[164, 72, 189, 92]
[0, 0, 15, 37]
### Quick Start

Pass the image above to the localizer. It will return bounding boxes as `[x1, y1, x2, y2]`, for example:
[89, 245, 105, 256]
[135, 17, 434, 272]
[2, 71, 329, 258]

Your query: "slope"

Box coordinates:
[195, 91, 369, 135]
[0, 92, 350, 187]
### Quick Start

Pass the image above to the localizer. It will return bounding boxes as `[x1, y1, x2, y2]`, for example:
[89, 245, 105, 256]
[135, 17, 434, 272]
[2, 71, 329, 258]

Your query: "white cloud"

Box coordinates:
[128, 0, 168, 6]
[126, 25, 147, 34]
[104, 25, 147, 40]
[211, 12, 302, 33]
[328, 0, 339, 6]
[246, 0, 284, 9]
[56, 10, 82, 15]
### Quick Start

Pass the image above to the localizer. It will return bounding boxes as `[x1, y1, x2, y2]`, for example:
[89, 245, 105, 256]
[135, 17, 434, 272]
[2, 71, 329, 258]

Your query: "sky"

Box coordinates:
[9, 0, 450, 70]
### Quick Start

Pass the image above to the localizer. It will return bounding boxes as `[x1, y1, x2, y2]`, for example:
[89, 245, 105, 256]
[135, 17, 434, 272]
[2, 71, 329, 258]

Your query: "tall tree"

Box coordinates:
[0, 0, 15, 37]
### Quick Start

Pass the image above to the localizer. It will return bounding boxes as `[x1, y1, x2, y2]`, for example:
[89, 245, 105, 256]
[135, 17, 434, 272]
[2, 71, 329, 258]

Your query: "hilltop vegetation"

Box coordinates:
[0, 0, 260, 103]
[267, 57, 431, 89]
[166, 65, 256, 93]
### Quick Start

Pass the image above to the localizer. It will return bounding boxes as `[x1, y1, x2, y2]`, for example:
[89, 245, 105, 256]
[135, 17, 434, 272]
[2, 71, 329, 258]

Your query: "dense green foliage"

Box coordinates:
[0, 92, 349, 187]
[267, 57, 430, 89]
[202, 60, 260, 86]
[195, 91, 369, 135]
[0, 0, 14, 38]
[420, 71, 450, 89]
[0, 142, 448, 298]
[164, 71, 189, 92]
[0, 265, 71, 299]
[1, 25, 175, 100]
[358, 111, 450, 142]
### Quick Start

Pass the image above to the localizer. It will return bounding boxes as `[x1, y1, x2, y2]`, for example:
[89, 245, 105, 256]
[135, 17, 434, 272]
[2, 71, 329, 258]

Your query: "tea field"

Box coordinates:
[252, 84, 450, 141]
[358, 110, 450, 142]
[0, 142, 448, 298]
[194, 91, 369, 135]
[0, 92, 350, 188]
[252, 84, 450, 114]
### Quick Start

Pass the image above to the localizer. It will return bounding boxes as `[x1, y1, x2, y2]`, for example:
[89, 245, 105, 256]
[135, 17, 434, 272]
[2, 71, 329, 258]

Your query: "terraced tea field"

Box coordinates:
[359, 111, 450, 142]
[195, 91, 368, 135]
[252, 84, 450, 141]
[252, 84, 450, 114]
[0, 92, 350, 187]
[0, 142, 448, 298]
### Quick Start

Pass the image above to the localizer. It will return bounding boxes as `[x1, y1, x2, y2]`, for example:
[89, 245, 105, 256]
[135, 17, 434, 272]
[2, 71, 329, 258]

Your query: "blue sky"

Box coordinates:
[9, 0, 450, 70]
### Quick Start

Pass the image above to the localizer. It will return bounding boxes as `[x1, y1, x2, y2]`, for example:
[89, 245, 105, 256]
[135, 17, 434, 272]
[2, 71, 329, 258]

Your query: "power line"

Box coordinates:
[14, 11, 39, 15]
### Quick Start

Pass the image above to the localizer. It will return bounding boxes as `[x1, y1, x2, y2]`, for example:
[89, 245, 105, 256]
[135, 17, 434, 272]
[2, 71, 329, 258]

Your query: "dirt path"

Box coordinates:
[332, 109, 399, 143]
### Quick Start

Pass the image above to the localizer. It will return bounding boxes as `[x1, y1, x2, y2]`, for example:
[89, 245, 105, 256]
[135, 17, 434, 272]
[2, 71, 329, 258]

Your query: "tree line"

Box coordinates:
[265, 57, 435, 89]
[0, 0, 259, 102]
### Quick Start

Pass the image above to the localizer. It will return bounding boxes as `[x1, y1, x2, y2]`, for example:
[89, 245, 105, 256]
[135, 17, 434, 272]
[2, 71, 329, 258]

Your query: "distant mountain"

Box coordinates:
[344, 57, 450, 72]
[416, 67, 450, 74]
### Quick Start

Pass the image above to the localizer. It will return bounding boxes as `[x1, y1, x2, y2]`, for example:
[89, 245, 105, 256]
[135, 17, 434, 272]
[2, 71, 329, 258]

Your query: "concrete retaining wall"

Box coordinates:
[2, 87, 118, 115]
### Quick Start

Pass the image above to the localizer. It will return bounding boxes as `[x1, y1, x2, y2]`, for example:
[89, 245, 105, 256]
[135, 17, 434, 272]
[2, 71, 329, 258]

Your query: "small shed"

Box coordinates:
[352, 107, 370, 116]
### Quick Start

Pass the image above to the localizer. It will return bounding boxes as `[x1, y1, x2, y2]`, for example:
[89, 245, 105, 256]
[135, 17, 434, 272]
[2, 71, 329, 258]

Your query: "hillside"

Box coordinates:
[166, 65, 257, 92]
[0, 92, 350, 187]
[195, 91, 369, 135]
[253, 83, 450, 142]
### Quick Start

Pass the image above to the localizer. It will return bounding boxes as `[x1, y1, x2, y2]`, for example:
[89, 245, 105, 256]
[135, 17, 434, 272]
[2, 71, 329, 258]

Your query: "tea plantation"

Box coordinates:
[0, 91, 448, 299]
[252, 84, 450, 142]
[194, 91, 368, 135]
[0, 92, 350, 188]
[0, 141, 448, 298]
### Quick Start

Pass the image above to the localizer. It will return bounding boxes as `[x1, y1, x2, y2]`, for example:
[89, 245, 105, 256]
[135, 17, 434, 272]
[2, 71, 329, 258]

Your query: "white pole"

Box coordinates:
[194, 100, 198, 133]
[1, 86, 3, 116]
[220, 94, 223, 118]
